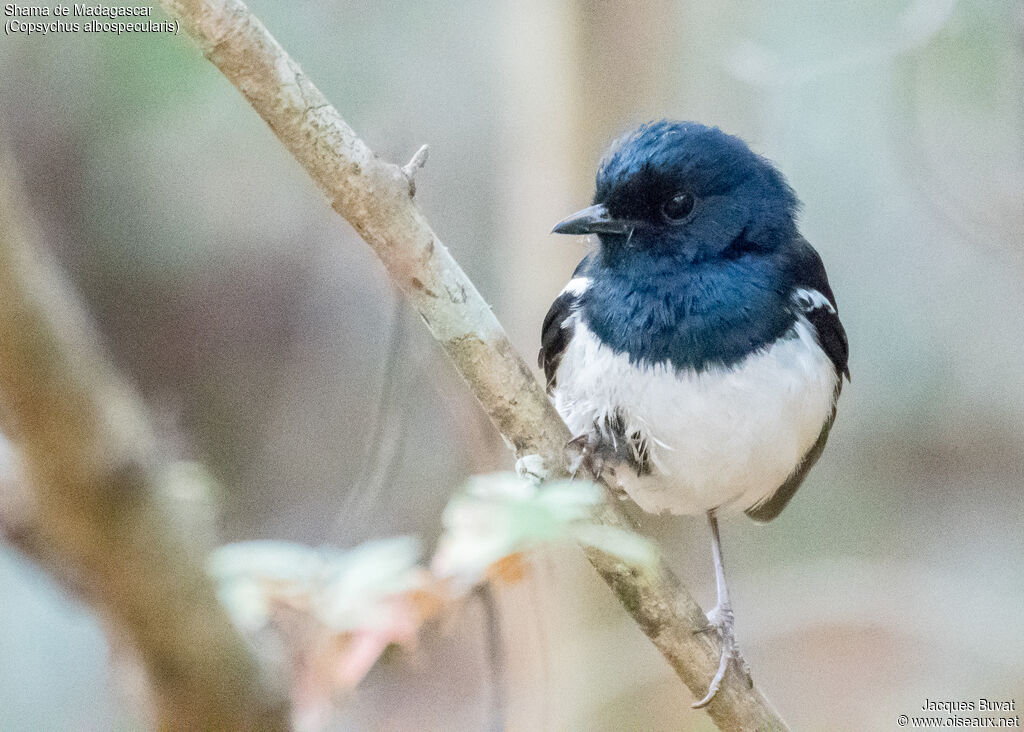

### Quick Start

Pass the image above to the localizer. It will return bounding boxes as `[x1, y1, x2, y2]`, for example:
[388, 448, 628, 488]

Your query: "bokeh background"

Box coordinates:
[1, 0, 1023, 729]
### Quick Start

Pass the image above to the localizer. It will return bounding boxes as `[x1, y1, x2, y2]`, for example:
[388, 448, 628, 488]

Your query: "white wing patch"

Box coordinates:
[558, 278, 589, 330]
[792, 288, 836, 314]
[562, 277, 590, 297]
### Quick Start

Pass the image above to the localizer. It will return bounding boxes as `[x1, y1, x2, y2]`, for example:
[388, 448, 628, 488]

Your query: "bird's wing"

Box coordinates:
[745, 239, 849, 522]
[789, 238, 850, 380]
[745, 291, 844, 522]
[539, 256, 592, 393]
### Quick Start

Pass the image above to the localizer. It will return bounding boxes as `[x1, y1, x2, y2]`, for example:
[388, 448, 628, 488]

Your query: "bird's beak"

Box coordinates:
[551, 203, 633, 236]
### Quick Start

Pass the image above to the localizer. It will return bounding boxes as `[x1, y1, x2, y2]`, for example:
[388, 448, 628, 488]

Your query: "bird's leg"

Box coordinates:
[692, 509, 753, 709]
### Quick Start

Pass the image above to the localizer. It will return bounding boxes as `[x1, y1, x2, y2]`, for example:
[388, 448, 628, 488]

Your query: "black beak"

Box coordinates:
[551, 203, 634, 236]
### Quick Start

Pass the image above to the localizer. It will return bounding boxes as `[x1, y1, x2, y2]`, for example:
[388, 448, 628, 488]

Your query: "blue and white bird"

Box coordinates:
[540, 120, 849, 706]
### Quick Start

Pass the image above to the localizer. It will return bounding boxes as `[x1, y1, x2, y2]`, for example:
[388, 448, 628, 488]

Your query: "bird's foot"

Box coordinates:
[692, 603, 752, 708]
[566, 432, 625, 484]
[566, 433, 602, 480]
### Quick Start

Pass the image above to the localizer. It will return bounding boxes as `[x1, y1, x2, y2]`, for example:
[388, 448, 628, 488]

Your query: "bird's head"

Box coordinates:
[553, 120, 799, 266]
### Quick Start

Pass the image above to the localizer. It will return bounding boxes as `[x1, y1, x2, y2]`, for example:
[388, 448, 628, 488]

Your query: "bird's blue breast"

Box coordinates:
[579, 254, 797, 372]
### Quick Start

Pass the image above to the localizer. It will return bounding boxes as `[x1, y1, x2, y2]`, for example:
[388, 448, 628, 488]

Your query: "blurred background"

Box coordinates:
[1, 0, 1022, 729]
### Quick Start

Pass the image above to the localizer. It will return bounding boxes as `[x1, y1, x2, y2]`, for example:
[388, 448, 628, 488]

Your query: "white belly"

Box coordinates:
[553, 319, 838, 515]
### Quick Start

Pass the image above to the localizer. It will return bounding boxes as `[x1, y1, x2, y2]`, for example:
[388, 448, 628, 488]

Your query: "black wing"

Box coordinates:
[789, 238, 850, 380]
[539, 255, 592, 393]
[745, 239, 849, 522]
[805, 304, 849, 381]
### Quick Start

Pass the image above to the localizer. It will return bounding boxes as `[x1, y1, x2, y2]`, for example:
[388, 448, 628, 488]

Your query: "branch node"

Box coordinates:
[401, 144, 430, 196]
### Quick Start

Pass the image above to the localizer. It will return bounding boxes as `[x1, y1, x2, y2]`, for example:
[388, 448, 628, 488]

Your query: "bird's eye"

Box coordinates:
[662, 192, 695, 223]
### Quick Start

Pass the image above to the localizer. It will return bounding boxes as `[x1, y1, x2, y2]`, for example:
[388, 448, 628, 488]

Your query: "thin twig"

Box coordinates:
[402, 144, 430, 196]
[159, 1, 789, 728]
[476, 584, 506, 732]
[330, 291, 406, 541]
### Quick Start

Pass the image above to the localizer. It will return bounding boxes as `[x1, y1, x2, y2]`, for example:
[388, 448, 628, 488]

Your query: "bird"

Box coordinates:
[539, 120, 849, 707]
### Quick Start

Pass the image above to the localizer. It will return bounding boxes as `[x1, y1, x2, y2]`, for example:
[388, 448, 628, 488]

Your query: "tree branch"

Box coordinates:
[0, 131, 290, 730]
[160, 1, 789, 728]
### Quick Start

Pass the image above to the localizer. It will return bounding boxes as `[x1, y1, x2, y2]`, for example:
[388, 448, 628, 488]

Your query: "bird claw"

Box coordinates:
[566, 428, 634, 487]
[692, 603, 752, 708]
[566, 433, 608, 480]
